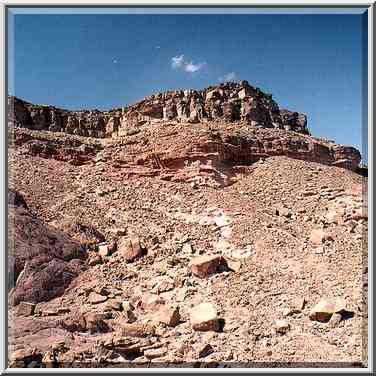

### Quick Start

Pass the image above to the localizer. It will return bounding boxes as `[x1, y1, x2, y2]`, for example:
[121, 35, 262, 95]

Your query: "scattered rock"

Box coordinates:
[309, 297, 348, 322]
[118, 236, 144, 262]
[190, 302, 220, 331]
[84, 312, 109, 334]
[151, 305, 180, 327]
[274, 319, 290, 334]
[98, 243, 109, 257]
[329, 312, 342, 328]
[190, 255, 222, 278]
[198, 343, 214, 358]
[224, 257, 241, 272]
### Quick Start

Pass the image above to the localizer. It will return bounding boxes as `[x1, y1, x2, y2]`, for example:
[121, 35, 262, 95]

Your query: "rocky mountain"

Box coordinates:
[7, 81, 367, 368]
[9, 81, 309, 138]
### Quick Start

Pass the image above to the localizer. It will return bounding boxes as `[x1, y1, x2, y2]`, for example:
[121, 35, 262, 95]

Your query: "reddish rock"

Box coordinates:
[190, 255, 223, 278]
[151, 305, 180, 327]
[118, 236, 144, 262]
[120, 323, 155, 337]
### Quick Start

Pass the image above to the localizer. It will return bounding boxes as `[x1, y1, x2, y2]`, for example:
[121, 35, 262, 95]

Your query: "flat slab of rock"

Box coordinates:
[190, 255, 222, 278]
[309, 297, 348, 322]
[88, 292, 108, 304]
[190, 302, 220, 331]
[120, 323, 155, 337]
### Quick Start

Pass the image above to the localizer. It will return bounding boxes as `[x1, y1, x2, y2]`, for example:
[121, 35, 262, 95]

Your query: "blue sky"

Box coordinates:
[8, 10, 367, 161]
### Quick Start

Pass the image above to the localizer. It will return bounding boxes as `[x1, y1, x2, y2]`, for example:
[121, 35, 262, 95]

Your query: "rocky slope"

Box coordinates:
[7, 82, 367, 368]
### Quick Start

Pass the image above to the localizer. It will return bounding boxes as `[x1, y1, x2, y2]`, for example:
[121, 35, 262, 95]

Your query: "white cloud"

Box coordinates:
[219, 72, 236, 82]
[171, 54, 206, 74]
[171, 54, 185, 69]
[184, 61, 206, 73]
[112, 59, 118, 64]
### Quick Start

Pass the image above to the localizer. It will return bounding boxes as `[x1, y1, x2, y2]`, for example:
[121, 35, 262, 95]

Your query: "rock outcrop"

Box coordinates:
[8, 81, 309, 138]
[8, 189, 86, 306]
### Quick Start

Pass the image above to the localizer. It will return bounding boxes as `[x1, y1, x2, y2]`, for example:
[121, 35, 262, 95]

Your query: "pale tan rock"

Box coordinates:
[121, 300, 136, 323]
[309, 297, 347, 322]
[141, 293, 165, 310]
[190, 302, 220, 331]
[329, 312, 342, 328]
[224, 257, 241, 272]
[88, 292, 107, 304]
[190, 254, 222, 278]
[98, 243, 109, 257]
[309, 229, 333, 246]
[104, 299, 123, 311]
[274, 319, 290, 334]
[289, 297, 306, 314]
[144, 347, 167, 359]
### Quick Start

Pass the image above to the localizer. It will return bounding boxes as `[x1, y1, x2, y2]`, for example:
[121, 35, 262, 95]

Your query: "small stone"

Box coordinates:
[98, 243, 109, 257]
[151, 305, 180, 327]
[190, 254, 222, 278]
[198, 343, 214, 358]
[88, 253, 102, 266]
[84, 312, 109, 334]
[224, 257, 241, 272]
[309, 229, 333, 246]
[104, 299, 123, 311]
[329, 312, 342, 328]
[309, 297, 348, 322]
[144, 348, 167, 359]
[182, 242, 194, 255]
[289, 297, 305, 314]
[118, 236, 144, 262]
[274, 319, 290, 334]
[190, 302, 220, 332]
[113, 228, 127, 236]
[121, 301, 136, 323]
[15, 302, 36, 316]
[88, 292, 108, 304]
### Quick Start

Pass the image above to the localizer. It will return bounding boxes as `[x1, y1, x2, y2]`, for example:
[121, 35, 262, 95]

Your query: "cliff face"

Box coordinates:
[8, 81, 308, 138]
[7, 80, 361, 176]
